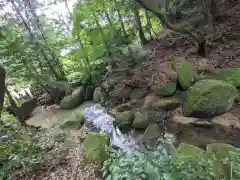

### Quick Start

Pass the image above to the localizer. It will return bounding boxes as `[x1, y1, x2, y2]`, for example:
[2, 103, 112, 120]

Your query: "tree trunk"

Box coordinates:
[133, 7, 148, 45]
[26, 0, 66, 80]
[117, 9, 128, 40]
[136, 0, 207, 55]
[145, 10, 153, 40]
[0, 66, 5, 116]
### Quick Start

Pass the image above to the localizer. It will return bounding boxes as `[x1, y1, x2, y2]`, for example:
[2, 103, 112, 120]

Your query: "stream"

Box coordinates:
[83, 104, 138, 152]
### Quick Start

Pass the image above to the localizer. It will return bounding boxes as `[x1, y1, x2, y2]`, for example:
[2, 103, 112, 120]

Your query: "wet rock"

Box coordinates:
[115, 111, 134, 132]
[133, 111, 149, 129]
[60, 113, 85, 130]
[60, 86, 85, 109]
[154, 82, 177, 97]
[151, 97, 180, 110]
[129, 88, 147, 99]
[183, 79, 237, 118]
[173, 59, 196, 90]
[93, 87, 103, 103]
[211, 113, 240, 128]
[213, 68, 240, 88]
[85, 85, 94, 100]
[84, 132, 110, 163]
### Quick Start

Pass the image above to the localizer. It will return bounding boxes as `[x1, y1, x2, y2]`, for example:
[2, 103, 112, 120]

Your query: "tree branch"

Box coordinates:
[135, 0, 204, 44]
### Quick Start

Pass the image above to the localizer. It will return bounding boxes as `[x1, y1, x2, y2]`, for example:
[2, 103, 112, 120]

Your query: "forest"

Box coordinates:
[1, 0, 240, 179]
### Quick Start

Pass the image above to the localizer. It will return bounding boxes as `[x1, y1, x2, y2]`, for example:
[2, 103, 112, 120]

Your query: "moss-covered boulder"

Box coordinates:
[85, 85, 94, 100]
[177, 143, 205, 156]
[213, 68, 240, 88]
[173, 59, 196, 90]
[93, 87, 103, 103]
[206, 143, 240, 159]
[154, 82, 177, 97]
[152, 98, 180, 110]
[60, 113, 84, 130]
[129, 88, 147, 99]
[115, 111, 134, 132]
[60, 86, 85, 109]
[183, 79, 237, 118]
[84, 132, 110, 164]
[133, 111, 149, 129]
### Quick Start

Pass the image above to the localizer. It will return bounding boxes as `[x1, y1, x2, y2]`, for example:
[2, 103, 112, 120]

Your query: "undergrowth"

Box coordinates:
[102, 134, 240, 180]
[0, 112, 68, 180]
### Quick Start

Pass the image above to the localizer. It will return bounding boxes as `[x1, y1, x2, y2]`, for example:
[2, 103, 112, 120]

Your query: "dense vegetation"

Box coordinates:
[1, 0, 240, 179]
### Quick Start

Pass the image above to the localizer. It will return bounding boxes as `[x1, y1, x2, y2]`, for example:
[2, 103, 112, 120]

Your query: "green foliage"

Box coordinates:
[0, 113, 67, 180]
[102, 138, 240, 180]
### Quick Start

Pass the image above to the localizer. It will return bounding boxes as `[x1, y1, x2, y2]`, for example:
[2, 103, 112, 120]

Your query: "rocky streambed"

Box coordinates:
[56, 59, 240, 164]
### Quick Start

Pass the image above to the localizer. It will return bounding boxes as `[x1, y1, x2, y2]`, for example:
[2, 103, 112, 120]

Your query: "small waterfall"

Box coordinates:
[83, 104, 138, 152]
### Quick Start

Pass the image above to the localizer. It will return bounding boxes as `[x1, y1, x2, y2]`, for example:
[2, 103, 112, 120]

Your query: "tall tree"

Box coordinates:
[10, 0, 66, 81]
[0, 66, 5, 116]
[135, 0, 208, 56]
[25, 0, 66, 79]
[133, 5, 148, 45]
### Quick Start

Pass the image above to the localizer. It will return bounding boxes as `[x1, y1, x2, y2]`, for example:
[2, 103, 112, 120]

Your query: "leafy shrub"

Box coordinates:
[102, 134, 175, 180]
[102, 134, 240, 180]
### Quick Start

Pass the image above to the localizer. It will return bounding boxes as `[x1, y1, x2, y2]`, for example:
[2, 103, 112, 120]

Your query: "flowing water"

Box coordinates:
[83, 104, 138, 152]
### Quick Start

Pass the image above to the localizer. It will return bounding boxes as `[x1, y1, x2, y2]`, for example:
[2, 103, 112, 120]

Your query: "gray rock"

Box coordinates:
[133, 111, 149, 129]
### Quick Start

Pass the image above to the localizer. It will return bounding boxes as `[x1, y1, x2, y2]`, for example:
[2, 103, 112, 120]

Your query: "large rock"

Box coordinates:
[60, 86, 85, 109]
[93, 87, 103, 103]
[154, 82, 177, 97]
[84, 132, 110, 163]
[115, 111, 134, 132]
[142, 93, 158, 109]
[206, 143, 240, 159]
[173, 59, 196, 90]
[142, 124, 161, 146]
[85, 85, 94, 100]
[213, 68, 240, 87]
[129, 88, 147, 99]
[211, 113, 240, 129]
[60, 112, 85, 130]
[16, 99, 37, 122]
[151, 97, 180, 110]
[133, 111, 149, 129]
[172, 115, 198, 125]
[115, 100, 138, 112]
[183, 79, 237, 118]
